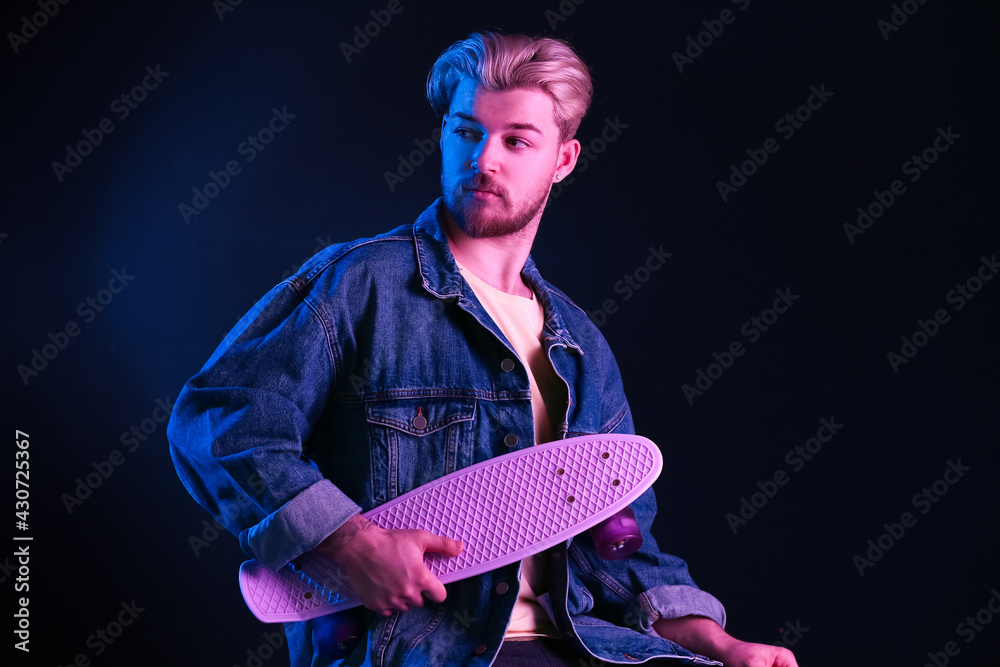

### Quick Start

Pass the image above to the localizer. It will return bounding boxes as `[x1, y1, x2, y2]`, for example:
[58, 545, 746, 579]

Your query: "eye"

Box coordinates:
[506, 137, 530, 149]
[454, 128, 480, 141]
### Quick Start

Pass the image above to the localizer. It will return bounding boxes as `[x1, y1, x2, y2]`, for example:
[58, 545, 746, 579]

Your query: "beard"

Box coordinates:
[442, 171, 552, 239]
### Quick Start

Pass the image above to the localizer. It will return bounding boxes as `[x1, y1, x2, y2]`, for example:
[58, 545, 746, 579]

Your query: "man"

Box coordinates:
[168, 32, 798, 667]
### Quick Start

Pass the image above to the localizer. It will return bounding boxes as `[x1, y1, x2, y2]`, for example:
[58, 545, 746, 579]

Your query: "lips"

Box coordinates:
[464, 177, 502, 198]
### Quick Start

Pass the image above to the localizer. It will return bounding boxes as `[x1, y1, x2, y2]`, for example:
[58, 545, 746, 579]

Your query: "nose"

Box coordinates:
[471, 135, 501, 173]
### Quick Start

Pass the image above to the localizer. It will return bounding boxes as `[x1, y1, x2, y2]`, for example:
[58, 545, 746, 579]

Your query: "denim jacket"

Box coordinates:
[168, 199, 725, 666]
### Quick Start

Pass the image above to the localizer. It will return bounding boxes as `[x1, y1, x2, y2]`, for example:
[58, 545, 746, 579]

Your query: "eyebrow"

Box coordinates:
[452, 112, 544, 135]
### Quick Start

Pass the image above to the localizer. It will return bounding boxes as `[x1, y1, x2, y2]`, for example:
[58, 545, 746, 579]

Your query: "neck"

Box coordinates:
[442, 209, 539, 298]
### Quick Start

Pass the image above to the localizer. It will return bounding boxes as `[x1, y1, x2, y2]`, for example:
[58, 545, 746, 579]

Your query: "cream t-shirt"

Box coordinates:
[456, 261, 565, 639]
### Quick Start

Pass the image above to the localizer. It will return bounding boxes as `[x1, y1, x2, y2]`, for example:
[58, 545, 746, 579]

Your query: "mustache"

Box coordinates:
[462, 175, 505, 198]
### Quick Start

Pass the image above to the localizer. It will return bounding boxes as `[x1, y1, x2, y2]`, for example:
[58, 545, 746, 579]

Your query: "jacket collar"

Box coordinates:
[412, 198, 583, 354]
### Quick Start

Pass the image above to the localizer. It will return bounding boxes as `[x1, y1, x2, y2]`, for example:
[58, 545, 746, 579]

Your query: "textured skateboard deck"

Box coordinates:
[239, 433, 662, 622]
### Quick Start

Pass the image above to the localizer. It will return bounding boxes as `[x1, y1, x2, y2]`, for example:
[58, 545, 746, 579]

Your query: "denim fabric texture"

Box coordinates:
[167, 199, 725, 666]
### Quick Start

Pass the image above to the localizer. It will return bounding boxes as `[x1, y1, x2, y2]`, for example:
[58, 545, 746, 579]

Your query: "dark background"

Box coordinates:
[3, 1, 999, 665]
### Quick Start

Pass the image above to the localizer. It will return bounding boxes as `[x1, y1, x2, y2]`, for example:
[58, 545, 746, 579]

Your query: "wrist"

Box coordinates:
[317, 514, 376, 564]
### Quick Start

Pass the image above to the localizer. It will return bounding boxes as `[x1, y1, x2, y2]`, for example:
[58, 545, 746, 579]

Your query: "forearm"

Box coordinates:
[653, 615, 737, 660]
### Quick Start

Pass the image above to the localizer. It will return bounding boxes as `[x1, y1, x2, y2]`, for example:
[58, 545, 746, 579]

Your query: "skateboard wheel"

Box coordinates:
[590, 507, 642, 560]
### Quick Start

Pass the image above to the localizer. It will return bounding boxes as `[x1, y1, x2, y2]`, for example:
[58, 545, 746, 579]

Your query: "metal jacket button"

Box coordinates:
[500, 358, 515, 372]
[504, 434, 518, 448]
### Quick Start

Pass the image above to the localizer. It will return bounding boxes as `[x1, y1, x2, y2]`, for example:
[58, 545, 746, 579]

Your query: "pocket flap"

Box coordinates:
[365, 396, 476, 436]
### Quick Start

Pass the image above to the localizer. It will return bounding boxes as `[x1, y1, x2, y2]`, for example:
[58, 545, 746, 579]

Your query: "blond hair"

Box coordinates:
[427, 32, 593, 142]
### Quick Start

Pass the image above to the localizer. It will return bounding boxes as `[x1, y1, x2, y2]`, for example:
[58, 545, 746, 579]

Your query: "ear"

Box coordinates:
[553, 138, 581, 182]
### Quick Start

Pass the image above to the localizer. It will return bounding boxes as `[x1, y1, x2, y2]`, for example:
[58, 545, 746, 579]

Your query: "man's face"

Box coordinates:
[440, 78, 578, 239]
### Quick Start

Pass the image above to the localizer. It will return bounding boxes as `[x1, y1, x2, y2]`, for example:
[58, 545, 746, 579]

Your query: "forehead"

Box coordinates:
[448, 78, 558, 136]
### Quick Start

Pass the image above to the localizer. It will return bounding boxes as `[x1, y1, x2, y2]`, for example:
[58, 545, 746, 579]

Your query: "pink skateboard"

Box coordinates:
[239, 434, 662, 623]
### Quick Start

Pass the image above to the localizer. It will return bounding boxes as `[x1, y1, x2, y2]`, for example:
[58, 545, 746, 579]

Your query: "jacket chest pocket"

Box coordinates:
[366, 396, 477, 504]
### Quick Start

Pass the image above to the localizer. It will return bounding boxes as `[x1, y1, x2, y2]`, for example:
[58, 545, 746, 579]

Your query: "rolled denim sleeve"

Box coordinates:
[167, 281, 362, 571]
[634, 583, 727, 635]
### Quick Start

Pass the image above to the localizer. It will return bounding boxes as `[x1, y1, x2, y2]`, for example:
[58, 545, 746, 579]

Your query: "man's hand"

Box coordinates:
[316, 514, 464, 617]
[713, 641, 798, 667]
[654, 616, 798, 667]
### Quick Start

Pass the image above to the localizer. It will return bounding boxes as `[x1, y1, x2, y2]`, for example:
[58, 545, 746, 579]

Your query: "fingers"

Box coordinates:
[403, 558, 449, 606]
[397, 532, 461, 607]
[376, 536, 451, 613]
[372, 578, 446, 615]
[421, 577, 448, 604]
[775, 649, 799, 667]
[422, 532, 464, 557]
